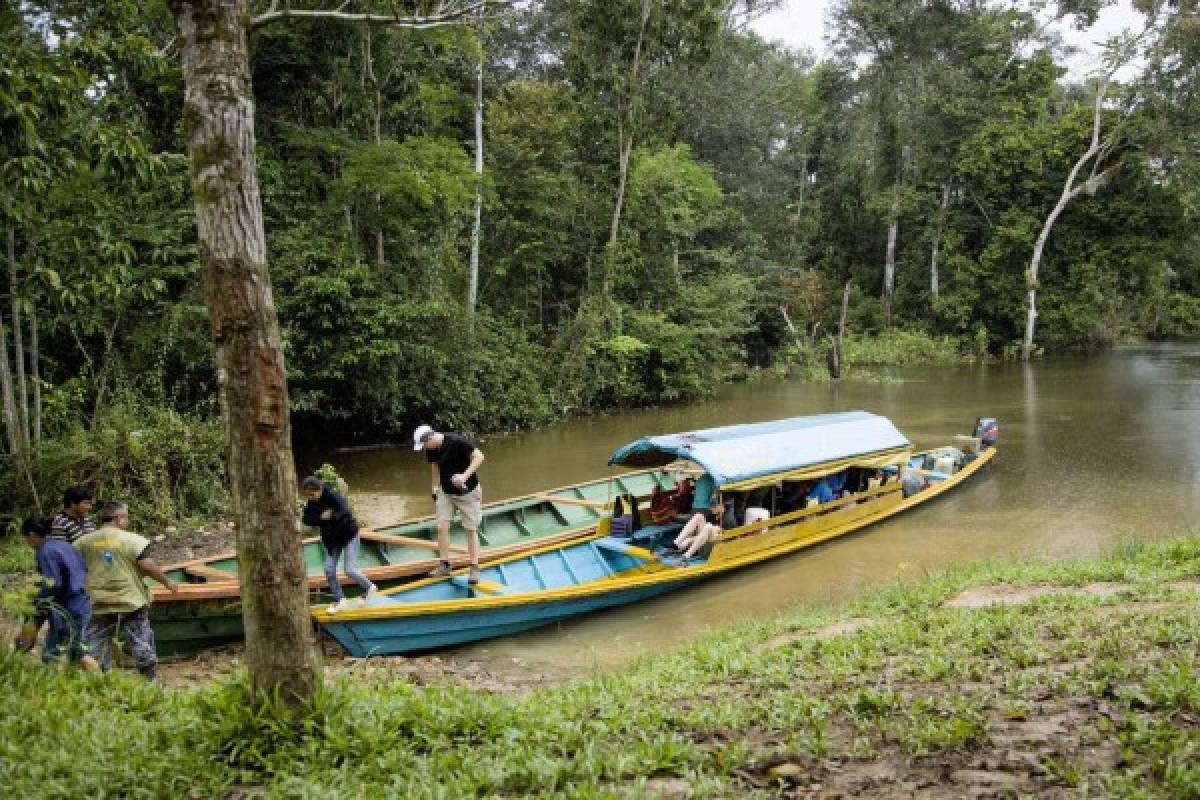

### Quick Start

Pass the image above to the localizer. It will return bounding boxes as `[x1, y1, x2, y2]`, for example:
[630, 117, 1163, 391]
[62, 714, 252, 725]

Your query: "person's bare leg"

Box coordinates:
[675, 513, 704, 549]
[466, 528, 480, 579]
[436, 521, 451, 562]
[682, 524, 716, 559]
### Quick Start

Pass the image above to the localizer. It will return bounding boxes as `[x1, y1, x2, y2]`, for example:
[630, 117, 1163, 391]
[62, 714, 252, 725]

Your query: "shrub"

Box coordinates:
[841, 331, 967, 367]
[0, 392, 228, 533]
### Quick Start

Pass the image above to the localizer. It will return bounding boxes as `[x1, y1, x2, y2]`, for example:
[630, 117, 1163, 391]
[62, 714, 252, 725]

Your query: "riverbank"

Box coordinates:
[2, 535, 1198, 797]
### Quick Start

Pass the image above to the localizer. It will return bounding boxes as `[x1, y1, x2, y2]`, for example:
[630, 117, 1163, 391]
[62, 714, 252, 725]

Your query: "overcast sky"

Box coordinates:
[748, 1, 1146, 79]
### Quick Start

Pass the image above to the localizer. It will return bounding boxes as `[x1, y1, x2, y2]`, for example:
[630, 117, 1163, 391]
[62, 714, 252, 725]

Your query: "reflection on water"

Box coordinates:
[303, 343, 1200, 674]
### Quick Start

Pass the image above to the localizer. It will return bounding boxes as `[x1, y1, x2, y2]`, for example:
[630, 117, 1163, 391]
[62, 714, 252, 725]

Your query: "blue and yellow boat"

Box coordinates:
[315, 412, 997, 656]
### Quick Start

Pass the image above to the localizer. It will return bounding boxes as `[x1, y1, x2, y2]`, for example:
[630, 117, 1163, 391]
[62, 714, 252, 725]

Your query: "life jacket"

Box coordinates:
[649, 486, 676, 524]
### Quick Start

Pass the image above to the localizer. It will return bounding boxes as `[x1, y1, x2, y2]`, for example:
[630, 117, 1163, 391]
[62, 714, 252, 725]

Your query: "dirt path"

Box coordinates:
[156, 637, 565, 694]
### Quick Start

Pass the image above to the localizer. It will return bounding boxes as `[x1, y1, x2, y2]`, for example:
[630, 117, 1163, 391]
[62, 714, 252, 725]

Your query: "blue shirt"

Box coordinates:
[34, 538, 91, 618]
[808, 478, 833, 504]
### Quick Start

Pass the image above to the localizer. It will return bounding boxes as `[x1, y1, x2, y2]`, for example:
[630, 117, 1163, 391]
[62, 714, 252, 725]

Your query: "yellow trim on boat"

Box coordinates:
[314, 447, 995, 622]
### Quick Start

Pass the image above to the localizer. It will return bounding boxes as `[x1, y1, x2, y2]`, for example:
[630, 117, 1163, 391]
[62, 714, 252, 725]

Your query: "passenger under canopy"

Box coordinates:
[607, 411, 912, 490]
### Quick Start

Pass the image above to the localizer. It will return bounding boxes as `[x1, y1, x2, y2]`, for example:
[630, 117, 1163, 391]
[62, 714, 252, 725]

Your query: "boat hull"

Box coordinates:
[317, 446, 996, 656]
[324, 579, 697, 655]
[150, 468, 673, 654]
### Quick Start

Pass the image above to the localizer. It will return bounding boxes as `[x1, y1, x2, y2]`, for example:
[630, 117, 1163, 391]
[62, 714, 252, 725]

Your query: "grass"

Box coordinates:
[1, 536, 1199, 797]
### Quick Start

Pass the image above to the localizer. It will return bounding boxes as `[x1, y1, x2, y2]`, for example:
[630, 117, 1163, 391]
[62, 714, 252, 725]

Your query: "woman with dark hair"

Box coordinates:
[301, 477, 378, 613]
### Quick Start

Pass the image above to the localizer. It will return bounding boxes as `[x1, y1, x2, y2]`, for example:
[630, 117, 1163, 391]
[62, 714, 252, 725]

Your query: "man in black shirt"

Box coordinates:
[413, 425, 485, 584]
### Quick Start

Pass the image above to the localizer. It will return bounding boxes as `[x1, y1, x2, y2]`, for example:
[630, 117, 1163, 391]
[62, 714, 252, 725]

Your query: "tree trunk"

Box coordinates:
[365, 26, 385, 268]
[882, 208, 898, 326]
[467, 7, 484, 317]
[930, 183, 950, 300]
[171, 0, 320, 705]
[0, 305, 18, 456]
[602, 0, 652, 299]
[1023, 81, 1116, 361]
[29, 303, 40, 445]
[779, 305, 796, 336]
[8, 226, 28, 449]
[827, 280, 851, 379]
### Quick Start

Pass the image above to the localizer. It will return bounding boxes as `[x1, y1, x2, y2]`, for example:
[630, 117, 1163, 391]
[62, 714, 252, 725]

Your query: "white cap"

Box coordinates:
[413, 424, 434, 451]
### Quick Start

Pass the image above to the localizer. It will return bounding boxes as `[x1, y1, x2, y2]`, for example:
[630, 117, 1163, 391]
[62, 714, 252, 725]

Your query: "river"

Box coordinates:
[306, 342, 1200, 674]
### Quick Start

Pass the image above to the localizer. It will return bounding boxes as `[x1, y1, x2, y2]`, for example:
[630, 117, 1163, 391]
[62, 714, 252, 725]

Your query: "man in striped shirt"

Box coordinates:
[50, 485, 97, 543]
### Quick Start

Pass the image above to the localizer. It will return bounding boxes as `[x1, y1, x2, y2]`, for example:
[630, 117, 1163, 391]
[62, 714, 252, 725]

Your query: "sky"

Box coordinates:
[748, 1, 1147, 79]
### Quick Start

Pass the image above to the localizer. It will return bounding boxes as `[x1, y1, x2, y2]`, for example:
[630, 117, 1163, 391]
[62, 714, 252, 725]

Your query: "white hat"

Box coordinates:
[413, 424, 434, 451]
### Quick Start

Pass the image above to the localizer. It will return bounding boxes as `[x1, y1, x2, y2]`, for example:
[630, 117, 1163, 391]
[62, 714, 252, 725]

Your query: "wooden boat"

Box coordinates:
[315, 412, 997, 656]
[148, 467, 675, 654]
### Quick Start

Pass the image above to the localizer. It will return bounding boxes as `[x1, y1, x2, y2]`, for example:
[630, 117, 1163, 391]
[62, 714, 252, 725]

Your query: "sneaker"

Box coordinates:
[327, 598, 351, 614]
[428, 561, 453, 578]
[467, 566, 481, 586]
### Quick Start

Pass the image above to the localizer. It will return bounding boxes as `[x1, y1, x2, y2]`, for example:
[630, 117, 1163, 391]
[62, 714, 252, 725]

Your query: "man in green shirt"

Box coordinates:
[74, 502, 179, 680]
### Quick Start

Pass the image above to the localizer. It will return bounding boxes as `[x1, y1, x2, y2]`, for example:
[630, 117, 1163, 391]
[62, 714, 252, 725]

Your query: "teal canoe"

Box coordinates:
[150, 467, 675, 654]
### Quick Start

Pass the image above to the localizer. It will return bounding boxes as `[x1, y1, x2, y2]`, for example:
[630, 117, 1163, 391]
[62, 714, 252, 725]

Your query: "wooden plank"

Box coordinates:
[359, 530, 468, 554]
[536, 493, 611, 509]
[184, 564, 239, 582]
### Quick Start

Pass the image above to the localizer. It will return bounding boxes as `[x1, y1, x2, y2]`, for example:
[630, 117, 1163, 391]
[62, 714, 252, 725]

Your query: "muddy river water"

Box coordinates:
[306, 342, 1200, 675]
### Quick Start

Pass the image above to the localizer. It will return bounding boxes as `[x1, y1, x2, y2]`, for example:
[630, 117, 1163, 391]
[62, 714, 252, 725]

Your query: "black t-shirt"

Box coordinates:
[426, 432, 480, 495]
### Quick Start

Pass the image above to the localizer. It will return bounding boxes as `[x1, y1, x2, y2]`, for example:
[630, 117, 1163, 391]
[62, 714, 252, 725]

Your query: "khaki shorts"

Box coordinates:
[435, 485, 483, 530]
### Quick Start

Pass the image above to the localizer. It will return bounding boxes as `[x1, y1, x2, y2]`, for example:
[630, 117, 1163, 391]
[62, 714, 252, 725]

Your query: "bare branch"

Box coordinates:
[251, 0, 509, 30]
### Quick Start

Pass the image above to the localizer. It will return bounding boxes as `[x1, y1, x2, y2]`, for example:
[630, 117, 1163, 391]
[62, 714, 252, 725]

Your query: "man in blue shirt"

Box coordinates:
[14, 517, 100, 671]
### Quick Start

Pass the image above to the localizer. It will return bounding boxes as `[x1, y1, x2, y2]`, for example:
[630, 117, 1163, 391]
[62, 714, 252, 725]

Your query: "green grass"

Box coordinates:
[1, 536, 1199, 798]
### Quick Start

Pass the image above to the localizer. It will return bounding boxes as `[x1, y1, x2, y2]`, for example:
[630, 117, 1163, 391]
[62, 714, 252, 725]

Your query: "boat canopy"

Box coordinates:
[608, 412, 911, 488]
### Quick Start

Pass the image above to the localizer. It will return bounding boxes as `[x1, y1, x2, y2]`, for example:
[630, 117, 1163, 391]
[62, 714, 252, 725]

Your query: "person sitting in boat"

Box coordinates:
[806, 477, 834, 506]
[743, 486, 771, 525]
[777, 480, 810, 513]
[302, 476, 379, 613]
[673, 494, 725, 562]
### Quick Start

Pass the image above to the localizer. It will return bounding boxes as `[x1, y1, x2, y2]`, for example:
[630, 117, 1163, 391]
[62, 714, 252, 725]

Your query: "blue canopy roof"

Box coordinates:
[608, 411, 910, 487]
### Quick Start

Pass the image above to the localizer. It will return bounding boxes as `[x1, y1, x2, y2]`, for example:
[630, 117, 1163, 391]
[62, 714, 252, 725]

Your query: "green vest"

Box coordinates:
[74, 525, 151, 614]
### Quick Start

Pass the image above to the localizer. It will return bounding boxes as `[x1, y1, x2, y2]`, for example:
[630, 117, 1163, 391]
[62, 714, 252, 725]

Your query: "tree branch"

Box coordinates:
[251, 1, 506, 30]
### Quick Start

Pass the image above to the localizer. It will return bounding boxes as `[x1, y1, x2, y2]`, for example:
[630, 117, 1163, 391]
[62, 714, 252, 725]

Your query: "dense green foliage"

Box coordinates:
[1, 1, 1198, 526]
[2, 535, 1198, 797]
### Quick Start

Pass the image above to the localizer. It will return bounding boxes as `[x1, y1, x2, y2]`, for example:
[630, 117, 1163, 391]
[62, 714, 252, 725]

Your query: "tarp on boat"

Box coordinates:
[608, 411, 911, 487]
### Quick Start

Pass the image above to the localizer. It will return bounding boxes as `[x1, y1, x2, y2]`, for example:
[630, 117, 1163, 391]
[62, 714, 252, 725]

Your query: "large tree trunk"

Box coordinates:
[171, 0, 320, 705]
[467, 8, 484, 317]
[930, 183, 950, 300]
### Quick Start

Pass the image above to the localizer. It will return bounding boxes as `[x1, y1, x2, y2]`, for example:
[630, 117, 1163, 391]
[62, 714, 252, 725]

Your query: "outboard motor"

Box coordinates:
[974, 417, 999, 448]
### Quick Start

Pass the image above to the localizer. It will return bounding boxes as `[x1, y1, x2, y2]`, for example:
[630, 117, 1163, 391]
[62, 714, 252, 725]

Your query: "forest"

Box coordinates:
[2, 0, 1199, 528]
